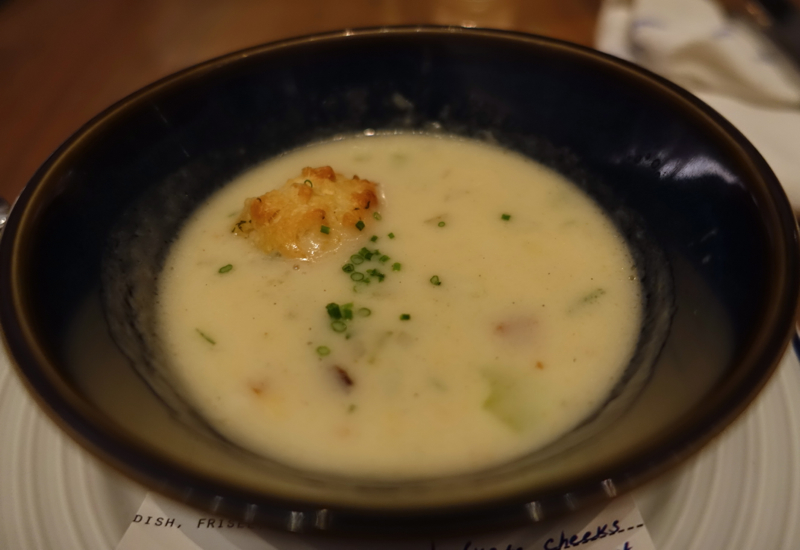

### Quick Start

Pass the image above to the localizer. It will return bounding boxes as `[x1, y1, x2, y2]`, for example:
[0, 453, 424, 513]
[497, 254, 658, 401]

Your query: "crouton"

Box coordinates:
[232, 166, 380, 260]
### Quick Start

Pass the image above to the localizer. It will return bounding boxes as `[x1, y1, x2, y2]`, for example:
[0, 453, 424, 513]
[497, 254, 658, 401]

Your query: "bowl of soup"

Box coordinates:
[1, 26, 797, 535]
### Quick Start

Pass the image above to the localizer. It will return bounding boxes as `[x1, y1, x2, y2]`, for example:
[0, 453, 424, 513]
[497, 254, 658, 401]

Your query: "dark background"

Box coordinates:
[0, 0, 604, 203]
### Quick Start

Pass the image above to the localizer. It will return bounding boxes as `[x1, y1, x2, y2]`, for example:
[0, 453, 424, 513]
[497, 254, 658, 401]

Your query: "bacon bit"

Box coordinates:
[493, 317, 537, 346]
[333, 365, 354, 388]
[335, 426, 352, 438]
[249, 381, 268, 396]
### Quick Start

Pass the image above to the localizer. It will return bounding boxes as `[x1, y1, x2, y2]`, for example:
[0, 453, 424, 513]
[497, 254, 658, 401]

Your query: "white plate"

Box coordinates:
[2, 345, 799, 549]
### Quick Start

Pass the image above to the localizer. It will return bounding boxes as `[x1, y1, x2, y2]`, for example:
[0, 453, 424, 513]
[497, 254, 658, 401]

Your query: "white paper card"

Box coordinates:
[116, 492, 656, 550]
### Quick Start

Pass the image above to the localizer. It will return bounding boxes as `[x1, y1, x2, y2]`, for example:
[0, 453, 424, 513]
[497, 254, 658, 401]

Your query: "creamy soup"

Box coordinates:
[156, 134, 642, 479]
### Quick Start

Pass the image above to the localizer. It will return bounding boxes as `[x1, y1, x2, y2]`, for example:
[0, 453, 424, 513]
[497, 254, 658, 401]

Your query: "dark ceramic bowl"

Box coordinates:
[1, 27, 798, 536]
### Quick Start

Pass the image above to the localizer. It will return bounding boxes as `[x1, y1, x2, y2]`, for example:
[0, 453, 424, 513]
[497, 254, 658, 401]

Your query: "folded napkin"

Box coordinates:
[596, 0, 800, 208]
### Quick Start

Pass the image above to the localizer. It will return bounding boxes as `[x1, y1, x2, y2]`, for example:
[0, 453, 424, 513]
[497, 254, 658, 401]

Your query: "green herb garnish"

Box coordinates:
[355, 220, 365, 231]
[438, 221, 446, 227]
[357, 307, 371, 317]
[501, 213, 511, 221]
[342, 263, 355, 273]
[392, 262, 402, 271]
[341, 303, 354, 320]
[430, 275, 441, 286]
[366, 268, 385, 282]
[316, 346, 331, 356]
[350, 272, 366, 282]
[320, 225, 330, 234]
[400, 313, 411, 321]
[196, 329, 216, 345]
[568, 288, 608, 314]
[331, 320, 347, 333]
[378, 255, 390, 263]
[304, 179, 313, 187]
[370, 235, 378, 242]
[581, 288, 606, 304]
[388, 232, 395, 239]
[373, 212, 382, 221]
[350, 254, 365, 265]
[218, 264, 233, 274]
[326, 302, 342, 319]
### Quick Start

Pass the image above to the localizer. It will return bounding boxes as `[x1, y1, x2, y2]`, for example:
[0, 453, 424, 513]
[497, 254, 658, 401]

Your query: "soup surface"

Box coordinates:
[157, 134, 642, 479]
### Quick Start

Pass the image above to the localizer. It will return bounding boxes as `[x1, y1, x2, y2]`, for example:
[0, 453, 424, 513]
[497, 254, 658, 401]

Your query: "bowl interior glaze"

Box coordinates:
[1, 27, 798, 535]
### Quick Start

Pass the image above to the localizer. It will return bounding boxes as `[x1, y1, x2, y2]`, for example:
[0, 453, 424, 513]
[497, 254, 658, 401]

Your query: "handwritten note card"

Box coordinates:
[116, 492, 656, 550]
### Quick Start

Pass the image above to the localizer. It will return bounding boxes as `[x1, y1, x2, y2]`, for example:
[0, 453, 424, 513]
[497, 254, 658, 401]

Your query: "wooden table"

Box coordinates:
[0, 0, 601, 204]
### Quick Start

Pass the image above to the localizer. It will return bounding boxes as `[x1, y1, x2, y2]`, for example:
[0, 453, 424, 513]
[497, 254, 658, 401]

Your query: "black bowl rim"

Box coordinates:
[1, 25, 799, 534]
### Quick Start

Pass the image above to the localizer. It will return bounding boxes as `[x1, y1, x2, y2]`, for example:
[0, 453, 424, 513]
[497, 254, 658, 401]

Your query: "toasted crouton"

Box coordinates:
[232, 166, 380, 260]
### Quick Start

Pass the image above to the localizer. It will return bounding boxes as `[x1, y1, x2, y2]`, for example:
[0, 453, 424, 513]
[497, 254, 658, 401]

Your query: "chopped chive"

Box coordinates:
[366, 268, 385, 282]
[399, 314, 411, 321]
[331, 320, 347, 333]
[373, 212, 382, 221]
[392, 262, 402, 271]
[358, 247, 370, 257]
[320, 225, 330, 234]
[501, 213, 511, 221]
[370, 235, 378, 242]
[355, 220, 365, 231]
[351, 255, 365, 265]
[430, 275, 442, 286]
[304, 179, 313, 187]
[196, 329, 216, 345]
[357, 307, 371, 317]
[351, 272, 365, 281]
[582, 288, 606, 304]
[388, 232, 395, 239]
[342, 303, 354, 320]
[316, 346, 331, 356]
[326, 302, 342, 320]
[342, 263, 355, 273]
[378, 255, 390, 263]
[438, 221, 446, 227]
[218, 264, 233, 274]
